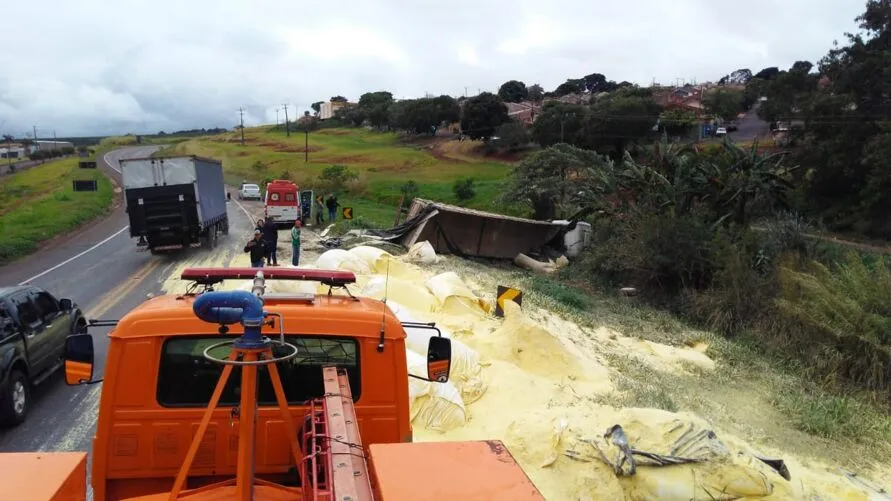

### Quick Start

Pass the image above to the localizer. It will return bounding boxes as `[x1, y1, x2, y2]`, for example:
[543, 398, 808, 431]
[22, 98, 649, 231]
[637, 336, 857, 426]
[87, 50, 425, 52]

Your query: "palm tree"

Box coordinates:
[696, 139, 797, 227]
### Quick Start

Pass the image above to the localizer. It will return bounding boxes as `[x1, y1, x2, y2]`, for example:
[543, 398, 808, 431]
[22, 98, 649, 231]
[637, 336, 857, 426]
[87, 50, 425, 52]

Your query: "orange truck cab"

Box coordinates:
[22, 267, 544, 501]
[264, 180, 300, 228]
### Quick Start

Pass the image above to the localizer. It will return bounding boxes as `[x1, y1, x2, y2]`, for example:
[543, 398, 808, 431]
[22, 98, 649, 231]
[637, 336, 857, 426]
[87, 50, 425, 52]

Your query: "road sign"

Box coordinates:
[79, 161, 97, 169]
[494, 285, 523, 317]
[73, 180, 98, 192]
[342, 207, 353, 220]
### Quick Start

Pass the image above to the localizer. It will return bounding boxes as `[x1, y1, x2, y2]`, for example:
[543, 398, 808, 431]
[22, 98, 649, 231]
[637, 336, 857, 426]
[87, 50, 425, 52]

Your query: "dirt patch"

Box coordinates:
[274, 146, 323, 153]
[427, 145, 464, 163]
[484, 150, 525, 162]
[235, 151, 251, 157]
[325, 155, 368, 164]
[369, 161, 414, 173]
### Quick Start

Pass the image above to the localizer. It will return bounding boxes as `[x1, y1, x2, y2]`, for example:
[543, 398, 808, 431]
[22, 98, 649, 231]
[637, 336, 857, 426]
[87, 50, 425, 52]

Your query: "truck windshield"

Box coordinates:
[157, 335, 360, 407]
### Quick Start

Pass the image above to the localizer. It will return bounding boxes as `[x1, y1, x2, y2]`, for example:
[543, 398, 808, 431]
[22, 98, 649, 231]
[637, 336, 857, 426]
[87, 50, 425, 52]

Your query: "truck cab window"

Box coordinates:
[0, 306, 15, 341]
[32, 292, 60, 319]
[13, 296, 41, 327]
[157, 335, 360, 407]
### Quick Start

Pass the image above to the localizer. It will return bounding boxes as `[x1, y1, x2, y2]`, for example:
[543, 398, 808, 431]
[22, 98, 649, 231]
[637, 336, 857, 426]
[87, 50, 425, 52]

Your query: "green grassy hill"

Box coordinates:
[161, 126, 514, 226]
[0, 157, 114, 264]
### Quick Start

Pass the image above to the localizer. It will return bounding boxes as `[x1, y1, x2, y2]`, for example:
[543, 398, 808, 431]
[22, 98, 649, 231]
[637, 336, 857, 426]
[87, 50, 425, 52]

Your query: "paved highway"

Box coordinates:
[729, 103, 770, 142]
[0, 147, 254, 456]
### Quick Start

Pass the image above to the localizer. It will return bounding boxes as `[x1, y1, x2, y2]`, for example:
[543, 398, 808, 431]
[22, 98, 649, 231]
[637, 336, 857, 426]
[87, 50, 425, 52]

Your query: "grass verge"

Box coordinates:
[164, 126, 513, 227]
[0, 157, 114, 265]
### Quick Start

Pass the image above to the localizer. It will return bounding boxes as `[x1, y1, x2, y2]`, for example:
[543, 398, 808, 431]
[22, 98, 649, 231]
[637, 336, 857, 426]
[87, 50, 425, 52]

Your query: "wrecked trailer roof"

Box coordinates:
[366, 198, 566, 260]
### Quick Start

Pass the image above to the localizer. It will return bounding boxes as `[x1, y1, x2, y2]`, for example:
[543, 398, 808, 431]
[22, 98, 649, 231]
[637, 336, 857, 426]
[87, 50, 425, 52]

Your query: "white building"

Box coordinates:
[34, 140, 74, 151]
[319, 100, 353, 120]
[0, 145, 32, 159]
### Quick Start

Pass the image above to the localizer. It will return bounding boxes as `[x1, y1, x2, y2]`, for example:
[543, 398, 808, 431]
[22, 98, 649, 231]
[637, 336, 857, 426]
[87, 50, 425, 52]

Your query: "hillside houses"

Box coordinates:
[652, 85, 705, 114]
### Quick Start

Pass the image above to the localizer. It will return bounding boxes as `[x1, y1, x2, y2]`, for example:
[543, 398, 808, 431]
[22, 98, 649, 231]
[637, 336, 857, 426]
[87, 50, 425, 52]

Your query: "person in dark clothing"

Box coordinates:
[262, 219, 279, 266]
[325, 194, 339, 222]
[314, 196, 324, 227]
[244, 230, 267, 267]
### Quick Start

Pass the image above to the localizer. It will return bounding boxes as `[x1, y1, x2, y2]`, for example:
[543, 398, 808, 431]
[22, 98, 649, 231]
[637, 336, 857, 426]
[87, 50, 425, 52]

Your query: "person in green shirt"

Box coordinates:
[290, 219, 302, 266]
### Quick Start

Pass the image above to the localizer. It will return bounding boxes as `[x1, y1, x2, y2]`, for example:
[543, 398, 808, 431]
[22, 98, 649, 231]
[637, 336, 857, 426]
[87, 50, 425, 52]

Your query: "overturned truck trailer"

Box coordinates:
[371, 198, 569, 259]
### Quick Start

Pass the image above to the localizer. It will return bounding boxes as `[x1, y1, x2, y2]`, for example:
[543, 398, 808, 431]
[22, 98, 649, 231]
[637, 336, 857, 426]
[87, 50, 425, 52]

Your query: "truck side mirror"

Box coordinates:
[58, 298, 72, 311]
[426, 336, 452, 383]
[64, 334, 95, 385]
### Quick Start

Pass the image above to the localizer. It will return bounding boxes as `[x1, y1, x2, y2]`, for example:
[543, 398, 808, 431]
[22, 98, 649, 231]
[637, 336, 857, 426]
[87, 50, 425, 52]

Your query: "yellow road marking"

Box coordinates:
[84, 257, 162, 319]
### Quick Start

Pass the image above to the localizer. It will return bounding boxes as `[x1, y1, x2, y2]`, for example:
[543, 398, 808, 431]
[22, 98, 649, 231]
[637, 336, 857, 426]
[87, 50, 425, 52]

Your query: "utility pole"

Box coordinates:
[282, 103, 290, 137]
[33, 126, 37, 142]
[275, 107, 280, 126]
[238, 107, 245, 145]
[5, 135, 11, 171]
[305, 127, 309, 162]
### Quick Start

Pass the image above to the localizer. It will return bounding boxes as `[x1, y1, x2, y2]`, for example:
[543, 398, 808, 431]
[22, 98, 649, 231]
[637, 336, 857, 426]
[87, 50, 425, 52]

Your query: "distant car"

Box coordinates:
[715, 127, 728, 136]
[0, 285, 86, 426]
[238, 183, 261, 200]
[726, 124, 738, 132]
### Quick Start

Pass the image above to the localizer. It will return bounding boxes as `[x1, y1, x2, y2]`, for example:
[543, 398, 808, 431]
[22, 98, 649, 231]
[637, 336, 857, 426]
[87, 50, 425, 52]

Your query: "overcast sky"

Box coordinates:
[0, 0, 868, 137]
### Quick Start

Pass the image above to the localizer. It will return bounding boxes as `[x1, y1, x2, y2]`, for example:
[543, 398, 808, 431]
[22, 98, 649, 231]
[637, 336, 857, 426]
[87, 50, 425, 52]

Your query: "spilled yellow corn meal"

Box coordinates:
[158, 240, 891, 500]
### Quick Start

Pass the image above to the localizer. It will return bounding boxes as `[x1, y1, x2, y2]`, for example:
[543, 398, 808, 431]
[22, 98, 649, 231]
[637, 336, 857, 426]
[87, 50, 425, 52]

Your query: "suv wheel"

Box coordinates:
[1, 369, 30, 427]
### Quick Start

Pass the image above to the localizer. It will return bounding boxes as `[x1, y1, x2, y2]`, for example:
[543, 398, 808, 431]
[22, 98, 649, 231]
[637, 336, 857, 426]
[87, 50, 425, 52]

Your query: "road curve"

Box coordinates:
[0, 146, 251, 453]
[0, 146, 160, 286]
[0, 146, 159, 450]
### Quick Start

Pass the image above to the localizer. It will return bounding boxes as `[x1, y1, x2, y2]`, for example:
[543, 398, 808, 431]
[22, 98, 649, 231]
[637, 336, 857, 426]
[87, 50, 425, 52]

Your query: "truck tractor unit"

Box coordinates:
[120, 156, 229, 254]
[5, 267, 545, 500]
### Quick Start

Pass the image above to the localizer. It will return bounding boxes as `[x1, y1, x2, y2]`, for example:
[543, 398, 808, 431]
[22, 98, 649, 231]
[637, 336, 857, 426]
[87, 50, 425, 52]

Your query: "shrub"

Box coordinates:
[581, 209, 719, 297]
[491, 120, 531, 152]
[400, 180, 419, 206]
[453, 178, 475, 201]
[775, 252, 891, 392]
[314, 164, 365, 196]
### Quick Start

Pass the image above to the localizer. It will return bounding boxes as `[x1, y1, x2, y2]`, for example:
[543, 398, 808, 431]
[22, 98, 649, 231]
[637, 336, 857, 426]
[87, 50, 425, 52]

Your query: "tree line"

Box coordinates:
[499, 0, 891, 407]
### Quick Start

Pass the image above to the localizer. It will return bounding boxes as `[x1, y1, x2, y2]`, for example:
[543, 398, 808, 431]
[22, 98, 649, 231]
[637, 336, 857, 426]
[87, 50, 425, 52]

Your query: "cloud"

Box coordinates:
[0, 0, 867, 136]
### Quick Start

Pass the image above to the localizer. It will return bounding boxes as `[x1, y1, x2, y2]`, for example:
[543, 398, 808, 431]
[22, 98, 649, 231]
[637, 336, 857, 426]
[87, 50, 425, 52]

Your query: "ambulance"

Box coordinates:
[264, 179, 300, 228]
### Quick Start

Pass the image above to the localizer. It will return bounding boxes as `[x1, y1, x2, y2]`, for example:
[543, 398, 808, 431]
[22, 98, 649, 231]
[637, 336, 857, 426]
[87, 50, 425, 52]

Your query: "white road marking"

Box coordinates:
[103, 150, 122, 173]
[232, 197, 256, 222]
[18, 226, 130, 285]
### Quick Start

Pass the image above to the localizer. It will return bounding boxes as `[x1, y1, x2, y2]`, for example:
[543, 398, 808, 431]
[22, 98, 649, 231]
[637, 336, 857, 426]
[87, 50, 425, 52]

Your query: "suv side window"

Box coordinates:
[0, 303, 16, 341]
[12, 295, 41, 328]
[32, 291, 60, 320]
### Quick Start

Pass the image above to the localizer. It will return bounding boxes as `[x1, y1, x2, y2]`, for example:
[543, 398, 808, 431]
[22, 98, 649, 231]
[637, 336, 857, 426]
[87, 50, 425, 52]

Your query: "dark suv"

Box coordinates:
[0, 285, 86, 427]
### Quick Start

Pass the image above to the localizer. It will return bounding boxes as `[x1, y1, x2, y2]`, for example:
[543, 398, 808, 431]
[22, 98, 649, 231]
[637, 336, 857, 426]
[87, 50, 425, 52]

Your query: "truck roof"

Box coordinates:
[0, 285, 34, 298]
[119, 155, 222, 165]
[109, 292, 407, 341]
